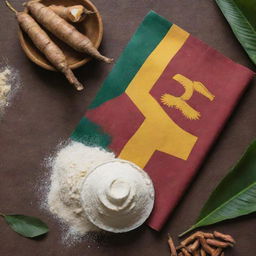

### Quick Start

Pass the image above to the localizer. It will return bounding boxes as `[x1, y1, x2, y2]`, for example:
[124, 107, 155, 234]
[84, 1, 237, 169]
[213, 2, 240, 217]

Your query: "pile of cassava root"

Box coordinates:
[168, 231, 235, 256]
[6, 0, 113, 91]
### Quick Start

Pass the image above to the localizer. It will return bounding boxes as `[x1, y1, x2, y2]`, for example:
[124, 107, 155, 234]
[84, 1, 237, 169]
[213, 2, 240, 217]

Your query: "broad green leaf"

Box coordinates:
[215, 0, 256, 65]
[180, 140, 256, 236]
[3, 214, 49, 238]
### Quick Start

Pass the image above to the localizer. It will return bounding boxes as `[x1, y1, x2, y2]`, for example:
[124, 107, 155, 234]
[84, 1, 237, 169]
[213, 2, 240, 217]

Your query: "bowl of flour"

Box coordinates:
[80, 160, 155, 233]
[47, 142, 155, 237]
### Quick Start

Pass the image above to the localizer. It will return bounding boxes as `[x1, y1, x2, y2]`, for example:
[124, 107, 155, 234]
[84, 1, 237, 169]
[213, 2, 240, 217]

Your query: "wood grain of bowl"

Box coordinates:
[18, 0, 103, 71]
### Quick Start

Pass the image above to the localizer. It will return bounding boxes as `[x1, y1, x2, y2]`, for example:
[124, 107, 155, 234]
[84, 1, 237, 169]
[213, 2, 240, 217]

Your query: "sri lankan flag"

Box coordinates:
[71, 11, 254, 230]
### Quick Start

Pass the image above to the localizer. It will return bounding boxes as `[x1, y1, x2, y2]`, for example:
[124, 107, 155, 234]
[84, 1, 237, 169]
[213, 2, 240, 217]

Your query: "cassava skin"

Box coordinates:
[27, 1, 113, 63]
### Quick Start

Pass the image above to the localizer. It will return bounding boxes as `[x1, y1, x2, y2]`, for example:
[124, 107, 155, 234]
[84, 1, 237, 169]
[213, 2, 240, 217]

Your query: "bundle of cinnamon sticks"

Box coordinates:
[168, 231, 235, 256]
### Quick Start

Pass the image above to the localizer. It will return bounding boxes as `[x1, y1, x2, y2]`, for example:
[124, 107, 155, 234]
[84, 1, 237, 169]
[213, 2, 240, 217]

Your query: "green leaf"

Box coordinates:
[215, 0, 256, 65]
[3, 214, 49, 238]
[180, 140, 256, 236]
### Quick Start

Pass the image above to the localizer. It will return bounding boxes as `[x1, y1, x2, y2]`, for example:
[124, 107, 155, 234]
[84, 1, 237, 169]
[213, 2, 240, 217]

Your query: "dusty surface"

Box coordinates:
[0, 0, 255, 255]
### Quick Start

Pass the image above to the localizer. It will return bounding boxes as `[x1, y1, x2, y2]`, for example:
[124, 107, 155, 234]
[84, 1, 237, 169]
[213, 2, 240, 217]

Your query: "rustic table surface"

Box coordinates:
[0, 0, 255, 255]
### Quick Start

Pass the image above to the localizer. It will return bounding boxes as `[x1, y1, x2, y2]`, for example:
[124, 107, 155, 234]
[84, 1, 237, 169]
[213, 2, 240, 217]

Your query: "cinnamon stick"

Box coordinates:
[168, 234, 178, 256]
[181, 231, 204, 246]
[200, 248, 206, 256]
[181, 248, 191, 256]
[192, 249, 200, 256]
[212, 248, 223, 256]
[213, 231, 235, 244]
[199, 236, 215, 255]
[189, 239, 200, 252]
[206, 239, 233, 248]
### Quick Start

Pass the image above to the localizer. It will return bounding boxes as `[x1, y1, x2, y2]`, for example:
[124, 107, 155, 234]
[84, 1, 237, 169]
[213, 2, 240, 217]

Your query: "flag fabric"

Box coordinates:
[71, 11, 254, 231]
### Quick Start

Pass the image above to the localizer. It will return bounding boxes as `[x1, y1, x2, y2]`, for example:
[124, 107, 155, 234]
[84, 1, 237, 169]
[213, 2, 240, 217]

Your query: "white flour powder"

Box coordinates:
[47, 141, 115, 236]
[81, 160, 155, 233]
[0, 65, 20, 118]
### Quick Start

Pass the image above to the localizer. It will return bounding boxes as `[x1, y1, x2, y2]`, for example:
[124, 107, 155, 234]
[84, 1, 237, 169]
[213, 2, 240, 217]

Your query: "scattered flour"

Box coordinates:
[47, 141, 115, 238]
[0, 65, 20, 118]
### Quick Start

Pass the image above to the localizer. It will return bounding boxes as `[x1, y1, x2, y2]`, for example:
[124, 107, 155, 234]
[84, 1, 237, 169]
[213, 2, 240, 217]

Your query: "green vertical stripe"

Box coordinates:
[71, 11, 172, 147]
[89, 11, 172, 109]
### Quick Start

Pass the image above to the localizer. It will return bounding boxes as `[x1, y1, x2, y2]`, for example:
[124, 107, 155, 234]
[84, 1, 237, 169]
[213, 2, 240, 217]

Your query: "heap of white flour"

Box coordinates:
[47, 141, 115, 236]
[0, 65, 20, 118]
[0, 67, 11, 116]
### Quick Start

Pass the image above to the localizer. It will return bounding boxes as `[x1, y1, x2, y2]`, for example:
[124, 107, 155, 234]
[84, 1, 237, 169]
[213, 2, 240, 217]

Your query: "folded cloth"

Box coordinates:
[71, 11, 254, 231]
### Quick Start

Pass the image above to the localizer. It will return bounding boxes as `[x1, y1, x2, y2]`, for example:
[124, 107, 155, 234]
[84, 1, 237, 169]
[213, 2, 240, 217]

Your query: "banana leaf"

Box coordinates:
[180, 140, 256, 236]
[215, 0, 256, 65]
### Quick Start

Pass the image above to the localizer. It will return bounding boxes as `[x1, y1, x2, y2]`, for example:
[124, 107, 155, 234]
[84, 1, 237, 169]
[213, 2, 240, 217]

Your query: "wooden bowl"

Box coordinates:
[18, 0, 103, 71]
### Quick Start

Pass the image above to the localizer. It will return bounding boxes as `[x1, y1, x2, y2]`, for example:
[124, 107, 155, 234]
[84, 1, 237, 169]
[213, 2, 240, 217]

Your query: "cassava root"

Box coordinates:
[6, 1, 84, 91]
[168, 231, 235, 256]
[26, 1, 113, 63]
[49, 5, 94, 23]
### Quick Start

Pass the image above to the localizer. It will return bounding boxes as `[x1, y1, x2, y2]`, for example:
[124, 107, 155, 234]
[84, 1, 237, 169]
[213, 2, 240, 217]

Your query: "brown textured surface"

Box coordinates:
[0, 0, 255, 255]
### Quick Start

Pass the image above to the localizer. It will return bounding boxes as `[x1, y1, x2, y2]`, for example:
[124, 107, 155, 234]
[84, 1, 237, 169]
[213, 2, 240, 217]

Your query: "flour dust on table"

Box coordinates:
[0, 64, 20, 119]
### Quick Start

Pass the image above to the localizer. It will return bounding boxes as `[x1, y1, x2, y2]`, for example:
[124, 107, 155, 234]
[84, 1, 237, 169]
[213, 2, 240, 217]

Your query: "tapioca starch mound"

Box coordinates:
[0, 65, 20, 118]
[47, 141, 115, 236]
